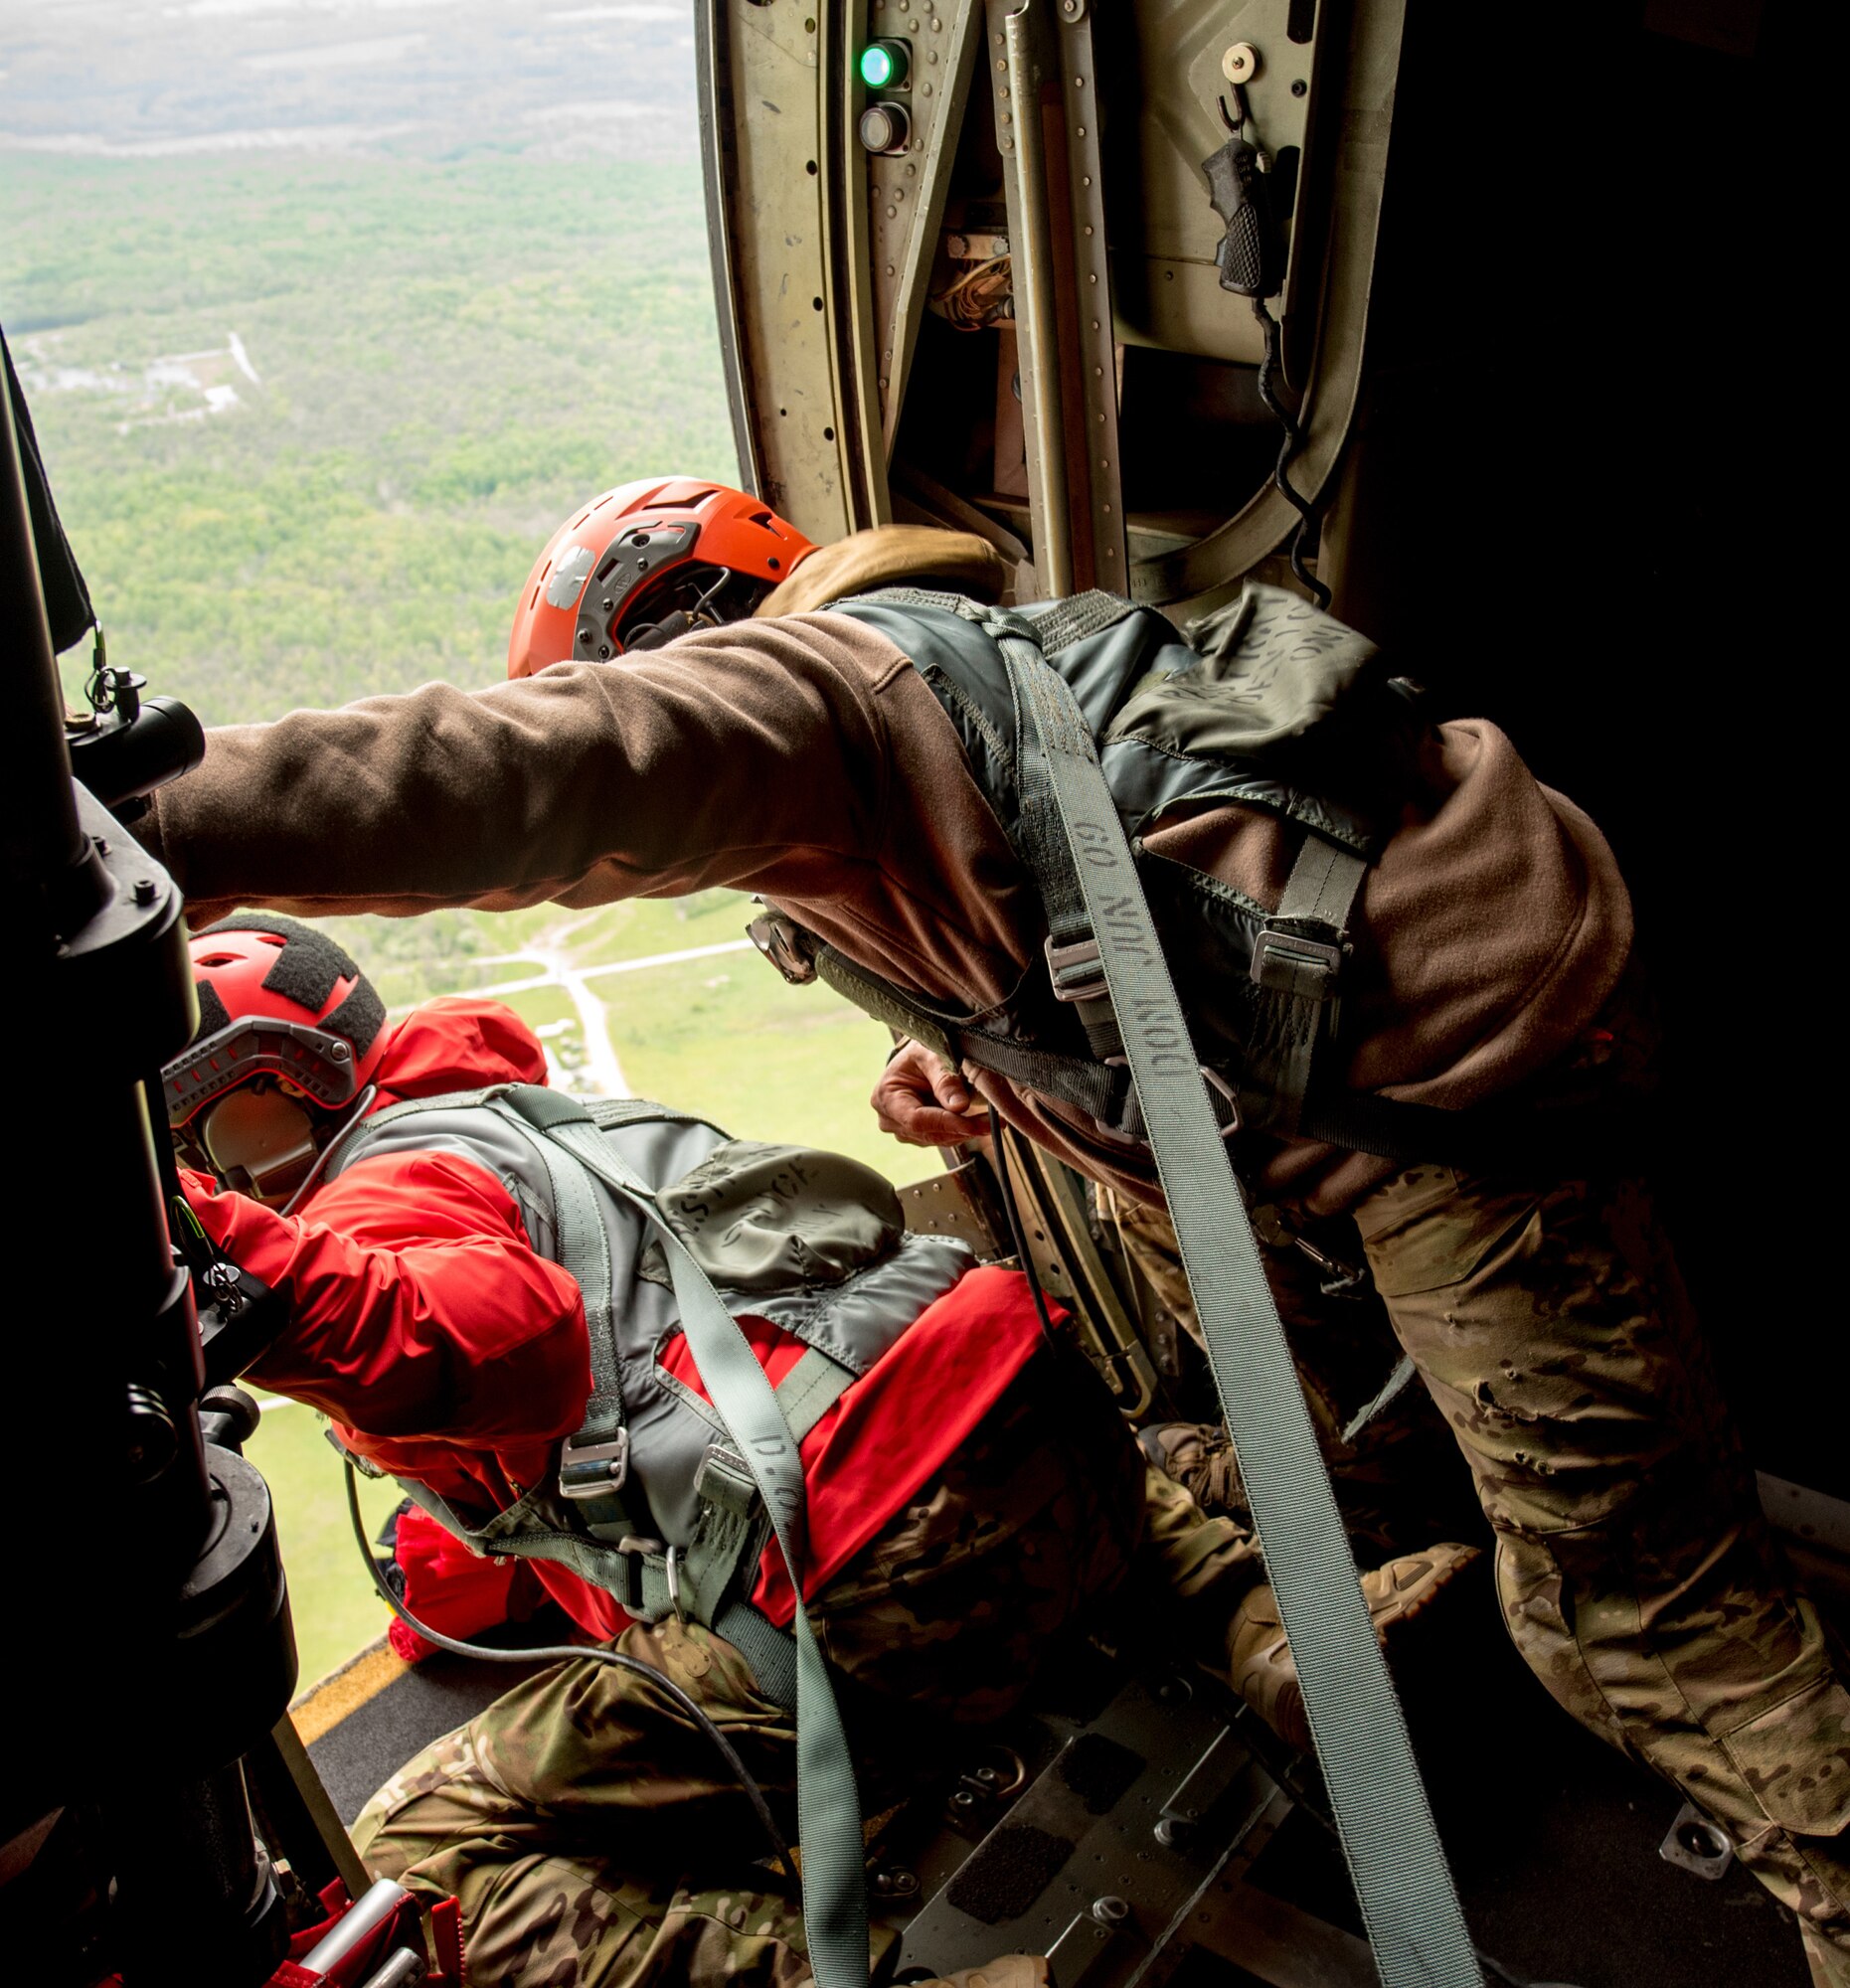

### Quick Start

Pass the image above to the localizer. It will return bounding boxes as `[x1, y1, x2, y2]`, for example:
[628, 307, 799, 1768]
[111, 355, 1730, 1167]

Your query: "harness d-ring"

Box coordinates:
[665, 1543, 687, 1623]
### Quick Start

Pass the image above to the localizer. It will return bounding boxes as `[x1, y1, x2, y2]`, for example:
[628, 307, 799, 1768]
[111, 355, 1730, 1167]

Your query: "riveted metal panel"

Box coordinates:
[1107, 0, 1331, 369]
[701, 0, 862, 540]
[1129, 0, 1407, 609]
[865, 0, 985, 453]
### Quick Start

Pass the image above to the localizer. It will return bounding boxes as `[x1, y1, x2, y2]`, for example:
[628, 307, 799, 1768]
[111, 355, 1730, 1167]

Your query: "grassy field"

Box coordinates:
[6, 152, 933, 1689]
[246, 1401, 405, 1691]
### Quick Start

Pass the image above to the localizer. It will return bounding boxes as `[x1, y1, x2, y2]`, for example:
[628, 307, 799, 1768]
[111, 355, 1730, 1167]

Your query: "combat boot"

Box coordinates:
[1224, 1542, 1482, 1753]
[1139, 1420, 1246, 1516]
[925, 1961, 1050, 1988]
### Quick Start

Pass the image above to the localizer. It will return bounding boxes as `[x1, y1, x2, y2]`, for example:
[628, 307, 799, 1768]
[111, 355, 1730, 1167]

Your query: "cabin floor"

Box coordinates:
[303, 1549, 1836, 1988]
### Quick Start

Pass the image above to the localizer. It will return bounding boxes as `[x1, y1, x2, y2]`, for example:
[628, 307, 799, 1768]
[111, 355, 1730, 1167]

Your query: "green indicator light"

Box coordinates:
[859, 43, 896, 88]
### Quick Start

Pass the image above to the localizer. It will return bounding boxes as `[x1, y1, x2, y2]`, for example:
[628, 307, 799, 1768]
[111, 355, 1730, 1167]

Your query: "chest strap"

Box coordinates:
[993, 613, 1482, 1988]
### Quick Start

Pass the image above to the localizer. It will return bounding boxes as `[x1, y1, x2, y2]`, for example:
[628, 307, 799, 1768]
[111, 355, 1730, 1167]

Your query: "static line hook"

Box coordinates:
[1218, 87, 1265, 165]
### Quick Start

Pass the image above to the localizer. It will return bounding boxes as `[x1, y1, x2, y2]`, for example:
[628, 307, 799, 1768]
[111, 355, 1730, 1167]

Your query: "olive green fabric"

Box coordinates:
[1104, 582, 1380, 761]
[535, 1107, 873, 1988]
[659, 1142, 906, 1294]
[998, 606, 1482, 1988]
[1103, 1185, 1481, 1563]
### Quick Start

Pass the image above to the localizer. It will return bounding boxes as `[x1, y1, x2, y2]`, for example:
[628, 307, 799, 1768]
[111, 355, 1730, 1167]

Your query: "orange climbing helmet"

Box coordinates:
[508, 478, 815, 677]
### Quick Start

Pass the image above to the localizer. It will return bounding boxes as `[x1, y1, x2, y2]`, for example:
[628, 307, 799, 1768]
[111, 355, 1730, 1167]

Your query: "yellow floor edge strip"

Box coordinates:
[290, 1636, 410, 1748]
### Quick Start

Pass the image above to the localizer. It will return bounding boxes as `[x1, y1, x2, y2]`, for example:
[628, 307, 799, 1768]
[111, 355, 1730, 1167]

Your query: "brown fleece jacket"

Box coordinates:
[136, 609, 1631, 1215]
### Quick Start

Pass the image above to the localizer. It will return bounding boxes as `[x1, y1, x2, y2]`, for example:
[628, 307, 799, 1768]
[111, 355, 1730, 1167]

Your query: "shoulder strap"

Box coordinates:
[365, 1085, 729, 1546]
[1021, 587, 1142, 654]
[471, 1086, 634, 1541]
[495, 1085, 871, 1988]
[358, 1083, 505, 1126]
[995, 619, 1483, 1988]
[851, 582, 1139, 661]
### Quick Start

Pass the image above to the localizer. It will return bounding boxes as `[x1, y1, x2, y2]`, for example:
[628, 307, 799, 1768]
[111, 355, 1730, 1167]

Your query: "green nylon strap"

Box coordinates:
[535, 1115, 871, 1988]
[775, 1345, 859, 1444]
[1022, 587, 1141, 655]
[487, 1091, 634, 1541]
[1246, 836, 1367, 1137]
[1000, 625, 1482, 1988]
[716, 1599, 800, 1711]
[360, 1085, 636, 1538]
[812, 946, 958, 1065]
[367, 1086, 626, 1456]
[1275, 834, 1368, 932]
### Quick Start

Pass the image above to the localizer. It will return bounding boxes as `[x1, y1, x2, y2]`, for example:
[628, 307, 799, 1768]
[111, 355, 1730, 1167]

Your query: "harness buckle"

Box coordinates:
[1250, 925, 1344, 996]
[558, 1428, 630, 1501]
[695, 1443, 758, 1519]
[1201, 1066, 1243, 1140]
[1102, 1060, 1241, 1145]
[1045, 931, 1108, 1004]
[747, 912, 817, 987]
[612, 1532, 665, 1612]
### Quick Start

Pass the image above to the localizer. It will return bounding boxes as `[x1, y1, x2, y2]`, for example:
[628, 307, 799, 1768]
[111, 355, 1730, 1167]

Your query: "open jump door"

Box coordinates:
[695, 0, 1405, 616]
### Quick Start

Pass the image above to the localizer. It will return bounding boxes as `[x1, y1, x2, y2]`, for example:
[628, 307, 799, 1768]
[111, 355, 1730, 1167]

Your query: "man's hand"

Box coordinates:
[872, 1040, 991, 1148]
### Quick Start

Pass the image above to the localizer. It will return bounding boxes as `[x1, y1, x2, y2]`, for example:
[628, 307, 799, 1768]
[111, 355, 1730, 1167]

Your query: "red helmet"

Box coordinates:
[508, 477, 815, 678]
[163, 916, 388, 1204]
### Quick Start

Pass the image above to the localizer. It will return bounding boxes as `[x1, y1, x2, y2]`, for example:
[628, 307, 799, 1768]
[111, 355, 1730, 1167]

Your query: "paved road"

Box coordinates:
[469, 935, 756, 1097]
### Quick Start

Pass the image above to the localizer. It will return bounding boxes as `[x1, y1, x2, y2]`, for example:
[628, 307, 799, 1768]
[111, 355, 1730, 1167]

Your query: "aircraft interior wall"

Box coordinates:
[1335, 6, 1824, 1494]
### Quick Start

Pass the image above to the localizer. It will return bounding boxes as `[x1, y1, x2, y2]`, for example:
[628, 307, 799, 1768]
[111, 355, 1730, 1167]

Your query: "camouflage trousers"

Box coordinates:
[352, 1351, 1253, 1988]
[1117, 1166, 1850, 1976]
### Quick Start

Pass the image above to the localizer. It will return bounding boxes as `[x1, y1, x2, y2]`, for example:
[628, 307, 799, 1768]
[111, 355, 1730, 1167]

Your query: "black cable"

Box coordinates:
[341, 1459, 798, 1883]
[987, 1108, 1061, 1350]
[1250, 296, 1332, 611]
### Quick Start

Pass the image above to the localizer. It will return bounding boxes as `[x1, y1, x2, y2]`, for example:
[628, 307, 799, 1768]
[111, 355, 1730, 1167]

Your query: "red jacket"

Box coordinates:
[183, 998, 1045, 1642]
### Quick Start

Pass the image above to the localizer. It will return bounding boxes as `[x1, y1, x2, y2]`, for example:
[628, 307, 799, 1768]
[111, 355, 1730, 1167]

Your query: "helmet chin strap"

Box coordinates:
[279, 1084, 377, 1215]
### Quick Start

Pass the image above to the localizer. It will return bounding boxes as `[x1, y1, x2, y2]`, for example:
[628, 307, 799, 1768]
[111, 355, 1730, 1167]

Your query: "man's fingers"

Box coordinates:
[872, 1041, 989, 1148]
[895, 1103, 988, 1148]
[930, 1063, 976, 1113]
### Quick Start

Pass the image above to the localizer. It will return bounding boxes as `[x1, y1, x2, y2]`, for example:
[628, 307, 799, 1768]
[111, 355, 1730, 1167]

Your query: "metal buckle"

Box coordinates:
[1201, 1066, 1243, 1140]
[694, 1442, 757, 1518]
[1097, 1058, 1241, 1146]
[747, 912, 817, 987]
[558, 1428, 630, 1500]
[1092, 1055, 1145, 1148]
[1249, 925, 1344, 996]
[1045, 931, 1107, 1003]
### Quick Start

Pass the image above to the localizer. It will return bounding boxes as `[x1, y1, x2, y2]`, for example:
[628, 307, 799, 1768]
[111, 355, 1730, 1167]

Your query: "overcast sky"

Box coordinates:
[0, 0, 700, 160]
